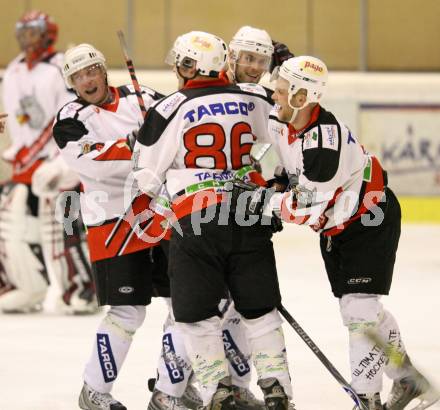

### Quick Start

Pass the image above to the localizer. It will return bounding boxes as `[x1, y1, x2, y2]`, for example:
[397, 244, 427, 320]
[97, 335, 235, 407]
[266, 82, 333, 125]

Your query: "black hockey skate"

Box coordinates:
[354, 392, 383, 410]
[205, 377, 236, 410]
[258, 378, 290, 410]
[384, 373, 440, 410]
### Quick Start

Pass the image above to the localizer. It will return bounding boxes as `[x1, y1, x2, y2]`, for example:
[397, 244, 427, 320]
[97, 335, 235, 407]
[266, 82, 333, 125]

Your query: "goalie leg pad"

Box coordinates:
[83, 305, 146, 393]
[0, 183, 48, 311]
[40, 196, 96, 313]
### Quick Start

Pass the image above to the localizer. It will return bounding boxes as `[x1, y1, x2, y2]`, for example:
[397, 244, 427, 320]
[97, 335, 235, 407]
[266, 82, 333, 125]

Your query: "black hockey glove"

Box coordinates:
[225, 179, 268, 216]
[270, 41, 295, 74]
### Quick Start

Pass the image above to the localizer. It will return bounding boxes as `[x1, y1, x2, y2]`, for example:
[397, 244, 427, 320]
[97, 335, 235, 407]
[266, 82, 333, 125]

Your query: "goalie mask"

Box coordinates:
[15, 10, 58, 66]
[166, 31, 228, 79]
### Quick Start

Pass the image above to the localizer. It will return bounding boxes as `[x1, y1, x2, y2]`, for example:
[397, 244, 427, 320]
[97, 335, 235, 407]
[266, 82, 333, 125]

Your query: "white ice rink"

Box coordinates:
[1, 224, 439, 410]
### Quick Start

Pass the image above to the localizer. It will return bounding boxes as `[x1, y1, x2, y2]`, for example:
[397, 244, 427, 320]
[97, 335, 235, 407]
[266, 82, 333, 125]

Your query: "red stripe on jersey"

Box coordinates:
[86, 194, 167, 262]
[171, 190, 225, 220]
[323, 156, 386, 236]
[93, 139, 132, 161]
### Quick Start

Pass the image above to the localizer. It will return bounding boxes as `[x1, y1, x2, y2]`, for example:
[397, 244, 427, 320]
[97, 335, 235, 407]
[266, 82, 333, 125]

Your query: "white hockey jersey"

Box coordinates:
[267, 105, 387, 236]
[53, 85, 165, 261]
[2, 51, 75, 184]
[133, 74, 272, 219]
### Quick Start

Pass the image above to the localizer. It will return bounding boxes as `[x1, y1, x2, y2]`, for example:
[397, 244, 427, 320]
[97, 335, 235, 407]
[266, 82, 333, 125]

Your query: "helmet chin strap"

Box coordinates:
[287, 93, 308, 123]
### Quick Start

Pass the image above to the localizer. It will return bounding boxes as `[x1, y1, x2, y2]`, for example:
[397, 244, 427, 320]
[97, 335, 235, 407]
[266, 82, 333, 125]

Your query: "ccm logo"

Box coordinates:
[347, 277, 372, 284]
[119, 286, 134, 294]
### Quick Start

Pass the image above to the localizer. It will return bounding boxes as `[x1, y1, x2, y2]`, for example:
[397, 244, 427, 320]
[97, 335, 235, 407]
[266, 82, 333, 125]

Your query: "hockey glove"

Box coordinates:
[126, 129, 138, 152]
[270, 41, 295, 74]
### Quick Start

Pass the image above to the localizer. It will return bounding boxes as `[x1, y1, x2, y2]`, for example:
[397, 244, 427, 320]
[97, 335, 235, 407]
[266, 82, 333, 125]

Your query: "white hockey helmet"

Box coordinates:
[63, 43, 106, 88]
[166, 31, 228, 77]
[274, 56, 328, 108]
[229, 26, 274, 59]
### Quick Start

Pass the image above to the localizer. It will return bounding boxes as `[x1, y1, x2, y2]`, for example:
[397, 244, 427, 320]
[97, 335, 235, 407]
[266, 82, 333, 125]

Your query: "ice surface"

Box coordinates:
[1, 224, 439, 409]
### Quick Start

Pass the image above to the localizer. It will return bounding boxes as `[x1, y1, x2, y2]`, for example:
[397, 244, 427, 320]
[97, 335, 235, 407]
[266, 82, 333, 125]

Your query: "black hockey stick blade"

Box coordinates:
[278, 304, 368, 410]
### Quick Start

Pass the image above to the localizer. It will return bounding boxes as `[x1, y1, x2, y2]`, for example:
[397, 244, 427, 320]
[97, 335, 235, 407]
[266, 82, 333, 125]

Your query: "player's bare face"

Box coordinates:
[71, 65, 109, 105]
[272, 78, 294, 122]
[16, 27, 43, 54]
[235, 51, 270, 83]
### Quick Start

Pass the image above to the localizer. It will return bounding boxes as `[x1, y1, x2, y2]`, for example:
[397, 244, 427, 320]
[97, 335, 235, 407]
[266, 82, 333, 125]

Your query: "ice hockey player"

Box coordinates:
[52, 43, 168, 410]
[236, 55, 440, 410]
[133, 30, 294, 410]
[0, 10, 96, 314]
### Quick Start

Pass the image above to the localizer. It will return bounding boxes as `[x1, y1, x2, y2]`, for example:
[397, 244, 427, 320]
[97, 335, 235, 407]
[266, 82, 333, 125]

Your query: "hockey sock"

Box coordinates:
[83, 305, 146, 393]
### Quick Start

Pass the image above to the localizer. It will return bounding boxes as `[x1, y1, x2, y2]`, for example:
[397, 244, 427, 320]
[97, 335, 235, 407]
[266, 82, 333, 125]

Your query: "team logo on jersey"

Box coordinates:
[97, 333, 117, 382]
[303, 127, 319, 150]
[16, 94, 45, 129]
[184, 102, 251, 123]
[321, 124, 338, 151]
[79, 140, 103, 156]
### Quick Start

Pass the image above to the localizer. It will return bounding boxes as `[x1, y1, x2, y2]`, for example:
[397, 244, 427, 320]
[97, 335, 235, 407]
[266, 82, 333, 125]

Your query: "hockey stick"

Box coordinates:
[278, 304, 368, 410]
[107, 30, 149, 245]
[117, 30, 148, 119]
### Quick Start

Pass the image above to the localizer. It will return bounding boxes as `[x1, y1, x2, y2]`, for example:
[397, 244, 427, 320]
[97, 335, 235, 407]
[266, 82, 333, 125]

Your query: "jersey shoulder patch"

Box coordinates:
[58, 101, 88, 121]
[154, 91, 188, 119]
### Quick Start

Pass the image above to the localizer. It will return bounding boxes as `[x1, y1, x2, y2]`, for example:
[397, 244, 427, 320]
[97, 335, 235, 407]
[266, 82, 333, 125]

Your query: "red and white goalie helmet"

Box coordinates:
[15, 10, 58, 49]
[166, 31, 228, 77]
[273, 56, 328, 108]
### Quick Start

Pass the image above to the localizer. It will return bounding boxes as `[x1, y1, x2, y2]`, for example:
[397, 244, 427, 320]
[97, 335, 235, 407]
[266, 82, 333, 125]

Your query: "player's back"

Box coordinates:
[136, 81, 273, 200]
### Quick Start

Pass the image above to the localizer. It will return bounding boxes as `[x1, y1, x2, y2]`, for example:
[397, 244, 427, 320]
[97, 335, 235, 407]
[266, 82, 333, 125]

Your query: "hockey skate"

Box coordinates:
[148, 388, 187, 410]
[353, 393, 383, 410]
[258, 378, 290, 410]
[232, 385, 265, 410]
[78, 382, 127, 410]
[384, 373, 440, 410]
[204, 377, 236, 410]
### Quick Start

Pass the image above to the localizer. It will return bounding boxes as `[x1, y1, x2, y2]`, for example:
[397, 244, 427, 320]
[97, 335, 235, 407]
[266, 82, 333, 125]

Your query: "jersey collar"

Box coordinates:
[183, 71, 230, 89]
[288, 104, 321, 144]
[100, 87, 120, 112]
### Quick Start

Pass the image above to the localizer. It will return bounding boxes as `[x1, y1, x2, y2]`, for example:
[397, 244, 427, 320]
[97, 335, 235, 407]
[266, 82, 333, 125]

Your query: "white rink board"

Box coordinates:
[1, 223, 440, 410]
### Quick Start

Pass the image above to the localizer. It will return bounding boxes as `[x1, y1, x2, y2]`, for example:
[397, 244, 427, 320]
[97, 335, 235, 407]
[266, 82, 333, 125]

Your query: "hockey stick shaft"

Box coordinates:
[278, 304, 368, 410]
[117, 30, 147, 119]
